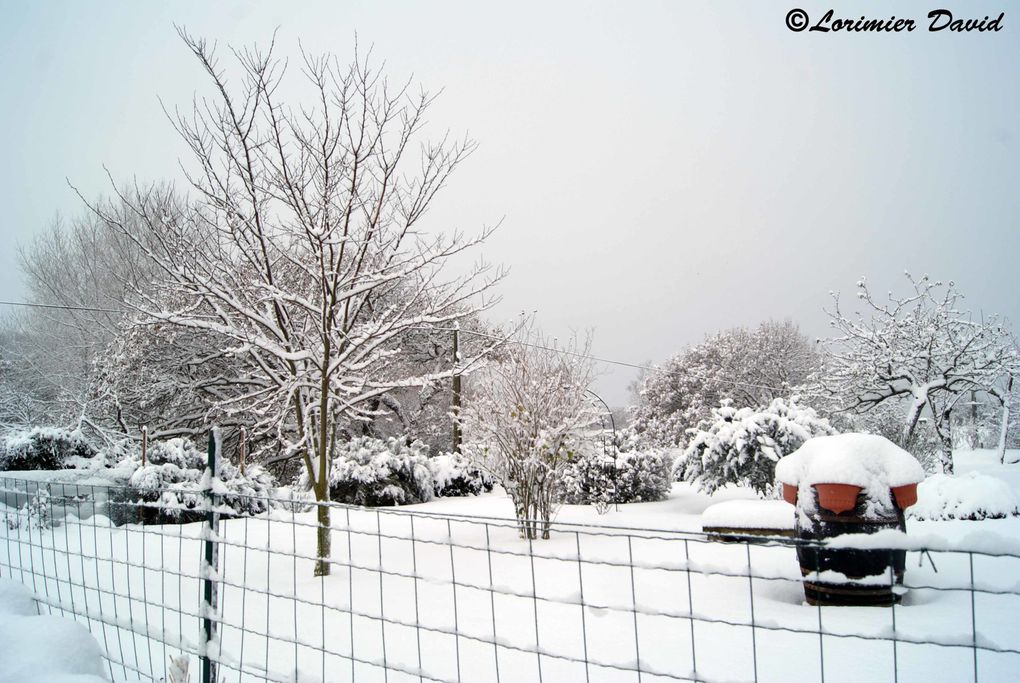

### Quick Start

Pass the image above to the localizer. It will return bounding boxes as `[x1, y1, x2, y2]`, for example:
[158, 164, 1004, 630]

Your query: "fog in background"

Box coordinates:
[1, 0, 1017, 406]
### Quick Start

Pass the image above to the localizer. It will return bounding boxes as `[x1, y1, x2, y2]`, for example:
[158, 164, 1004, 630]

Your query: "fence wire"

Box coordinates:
[1, 474, 1019, 683]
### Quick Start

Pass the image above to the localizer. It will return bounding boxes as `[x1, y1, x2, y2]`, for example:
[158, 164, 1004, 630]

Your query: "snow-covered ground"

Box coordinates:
[0, 577, 109, 683]
[1, 450, 1019, 683]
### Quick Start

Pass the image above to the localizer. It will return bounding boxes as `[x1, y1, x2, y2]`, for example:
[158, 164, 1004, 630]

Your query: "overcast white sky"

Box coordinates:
[1, 1, 1018, 405]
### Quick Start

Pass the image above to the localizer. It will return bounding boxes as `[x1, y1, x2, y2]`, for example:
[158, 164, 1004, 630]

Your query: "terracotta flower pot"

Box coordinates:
[813, 483, 862, 514]
[891, 483, 918, 510]
[782, 483, 798, 505]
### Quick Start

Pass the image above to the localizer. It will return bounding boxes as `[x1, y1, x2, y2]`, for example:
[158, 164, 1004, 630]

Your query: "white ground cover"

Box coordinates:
[0, 449, 1018, 683]
[0, 577, 108, 683]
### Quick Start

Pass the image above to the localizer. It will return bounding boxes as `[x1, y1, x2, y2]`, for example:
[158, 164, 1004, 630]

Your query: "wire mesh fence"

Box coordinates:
[2, 471, 1020, 683]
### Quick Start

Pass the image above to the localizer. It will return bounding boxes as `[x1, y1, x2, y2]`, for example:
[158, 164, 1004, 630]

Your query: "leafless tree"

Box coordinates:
[463, 327, 599, 539]
[1, 205, 156, 439]
[89, 31, 503, 575]
[819, 273, 1018, 473]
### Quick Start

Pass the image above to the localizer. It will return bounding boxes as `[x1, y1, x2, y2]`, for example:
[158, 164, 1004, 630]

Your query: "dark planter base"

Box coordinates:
[803, 578, 902, 607]
[704, 526, 796, 542]
[796, 490, 908, 606]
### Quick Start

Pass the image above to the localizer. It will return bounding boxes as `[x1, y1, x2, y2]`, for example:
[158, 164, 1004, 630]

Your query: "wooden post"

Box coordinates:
[141, 425, 148, 468]
[452, 325, 462, 454]
[239, 426, 247, 476]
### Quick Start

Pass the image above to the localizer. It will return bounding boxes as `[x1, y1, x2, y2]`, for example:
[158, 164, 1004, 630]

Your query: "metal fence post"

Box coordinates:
[201, 428, 221, 683]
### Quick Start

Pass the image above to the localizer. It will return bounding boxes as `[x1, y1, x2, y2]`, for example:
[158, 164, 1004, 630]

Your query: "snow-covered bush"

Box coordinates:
[678, 398, 835, 495]
[429, 452, 494, 498]
[560, 448, 674, 509]
[632, 321, 821, 448]
[463, 329, 600, 539]
[559, 452, 617, 509]
[3, 487, 52, 531]
[909, 472, 1019, 521]
[272, 484, 316, 513]
[616, 449, 675, 502]
[112, 437, 276, 524]
[320, 436, 434, 507]
[0, 427, 96, 471]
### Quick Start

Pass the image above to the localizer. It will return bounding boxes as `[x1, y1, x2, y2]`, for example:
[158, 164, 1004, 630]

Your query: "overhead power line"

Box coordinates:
[0, 300, 127, 315]
[416, 325, 792, 394]
[0, 299, 794, 394]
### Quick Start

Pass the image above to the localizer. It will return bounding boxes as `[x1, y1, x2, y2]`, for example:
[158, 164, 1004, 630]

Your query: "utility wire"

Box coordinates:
[0, 300, 217, 321]
[0, 299, 794, 394]
[0, 300, 127, 315]
[415, 325, 793, 394]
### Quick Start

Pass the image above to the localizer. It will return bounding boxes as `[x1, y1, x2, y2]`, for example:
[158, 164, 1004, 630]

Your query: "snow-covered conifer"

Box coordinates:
[678, 397, 835, 495]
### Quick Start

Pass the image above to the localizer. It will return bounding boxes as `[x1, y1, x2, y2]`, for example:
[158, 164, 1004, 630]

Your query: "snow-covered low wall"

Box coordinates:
[701, 499, 795, 533]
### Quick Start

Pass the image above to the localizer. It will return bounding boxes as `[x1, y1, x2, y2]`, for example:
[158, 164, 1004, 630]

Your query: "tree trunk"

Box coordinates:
[314, 482, 332, 577]
[902, 393, 926, 447]
[938, 435, 954, 475]
[999, 377, 1013, 465]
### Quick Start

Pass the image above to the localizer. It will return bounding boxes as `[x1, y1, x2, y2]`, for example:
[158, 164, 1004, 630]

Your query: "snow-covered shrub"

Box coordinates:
[0, 428, 96, 471]
[429, 452, 494, 497]
[615, 449, 675, 502]
[112, 437, 276, 524]
[3, 487, 52, 531]
[559, 451, 616, 509]
[272, 484, 316, 513]
[632, 321, 821, 448]
[321, 436, 433, 507]
[560, 448, 674, 508]
[677, 398, 835, 495]
[909, 472, 1019, 521]
[462, 329, 600, 539]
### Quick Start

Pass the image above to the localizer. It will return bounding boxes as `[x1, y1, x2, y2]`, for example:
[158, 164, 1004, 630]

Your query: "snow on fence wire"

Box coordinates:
[2, 473, 1020, 683]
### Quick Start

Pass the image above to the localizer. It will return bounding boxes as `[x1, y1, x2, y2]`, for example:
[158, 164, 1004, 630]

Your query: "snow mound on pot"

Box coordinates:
[909, 472, 1019, 521]
[776, 434, 925, 518]
[775, 433, 924, 490]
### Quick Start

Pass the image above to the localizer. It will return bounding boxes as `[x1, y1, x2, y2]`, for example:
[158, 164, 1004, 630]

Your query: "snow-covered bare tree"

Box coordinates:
[632, 319, 820, 447]
[89, 32, 503, 575]
[0, 319, 38, 430]
[330, 311, 498, 453]
[92, 320, 236, 439]
[463, 328, 600, 539]
[2, 205, 155, 437]
[818, 273, 1018, 473]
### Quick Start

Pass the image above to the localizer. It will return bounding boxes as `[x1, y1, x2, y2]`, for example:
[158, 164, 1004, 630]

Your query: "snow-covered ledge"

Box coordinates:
[702, 499, 796, 538]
